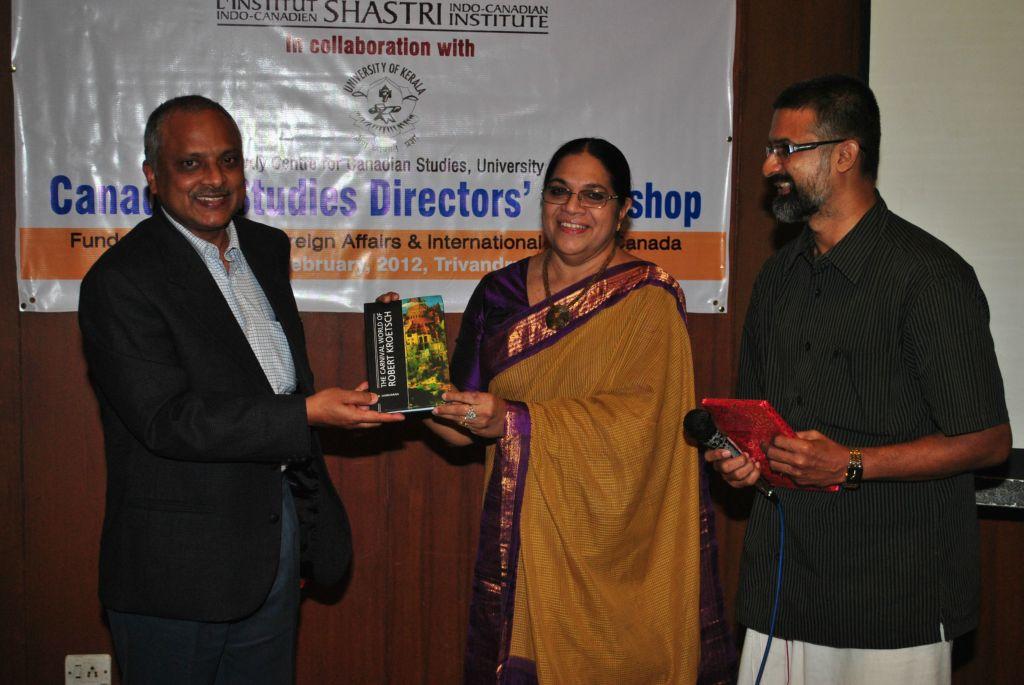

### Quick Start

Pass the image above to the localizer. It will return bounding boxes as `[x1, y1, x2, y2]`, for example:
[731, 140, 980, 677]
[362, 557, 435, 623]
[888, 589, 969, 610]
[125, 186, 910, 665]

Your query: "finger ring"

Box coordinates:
[465, 408, 478, 422]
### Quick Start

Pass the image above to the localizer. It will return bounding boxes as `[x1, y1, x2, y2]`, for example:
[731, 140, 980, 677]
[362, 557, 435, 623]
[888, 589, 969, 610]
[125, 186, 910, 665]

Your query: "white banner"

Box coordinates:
[13, 0, 735, 312]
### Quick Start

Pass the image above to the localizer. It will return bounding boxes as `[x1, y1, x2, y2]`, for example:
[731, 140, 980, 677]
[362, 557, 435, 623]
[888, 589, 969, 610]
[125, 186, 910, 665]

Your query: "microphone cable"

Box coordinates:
[680, 408, 786, 683]
[754, 495, 785, 685]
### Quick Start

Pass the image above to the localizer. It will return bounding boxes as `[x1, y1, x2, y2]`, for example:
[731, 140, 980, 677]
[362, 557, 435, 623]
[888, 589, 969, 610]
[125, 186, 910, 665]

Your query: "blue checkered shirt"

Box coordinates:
[166, 212, 297, 395]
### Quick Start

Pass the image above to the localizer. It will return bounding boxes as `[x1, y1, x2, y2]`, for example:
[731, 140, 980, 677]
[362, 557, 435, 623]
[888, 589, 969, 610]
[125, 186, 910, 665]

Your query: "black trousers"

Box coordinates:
[107, 483, 300, 685]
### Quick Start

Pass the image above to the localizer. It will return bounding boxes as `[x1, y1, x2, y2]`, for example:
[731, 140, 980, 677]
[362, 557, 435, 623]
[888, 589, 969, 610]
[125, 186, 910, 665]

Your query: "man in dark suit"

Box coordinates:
[78, 95, 403, 684]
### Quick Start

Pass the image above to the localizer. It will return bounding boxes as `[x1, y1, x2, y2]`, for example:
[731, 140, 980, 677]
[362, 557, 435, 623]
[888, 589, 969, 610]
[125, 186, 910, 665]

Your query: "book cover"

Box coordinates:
[363, 295, 452, 413]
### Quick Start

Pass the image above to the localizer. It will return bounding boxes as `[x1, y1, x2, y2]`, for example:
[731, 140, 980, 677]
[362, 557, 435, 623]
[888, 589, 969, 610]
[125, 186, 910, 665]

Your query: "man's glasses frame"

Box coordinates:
[764, 139, 847, 159]
[541, 185, 621, 209]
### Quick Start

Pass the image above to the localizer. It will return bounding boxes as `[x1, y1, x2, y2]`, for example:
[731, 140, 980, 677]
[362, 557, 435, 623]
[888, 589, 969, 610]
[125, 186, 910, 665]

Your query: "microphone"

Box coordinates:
[684, 408, 777, 502]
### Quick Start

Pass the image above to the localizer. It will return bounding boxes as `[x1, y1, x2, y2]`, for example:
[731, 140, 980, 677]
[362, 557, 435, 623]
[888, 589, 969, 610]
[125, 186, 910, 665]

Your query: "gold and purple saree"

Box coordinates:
[454, 259, 735, 684]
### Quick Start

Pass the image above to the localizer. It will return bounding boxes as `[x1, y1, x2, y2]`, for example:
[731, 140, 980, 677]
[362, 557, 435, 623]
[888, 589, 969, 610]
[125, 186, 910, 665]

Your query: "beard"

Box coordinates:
[769, 157, 832, 223]
[770, 177, 822, 223]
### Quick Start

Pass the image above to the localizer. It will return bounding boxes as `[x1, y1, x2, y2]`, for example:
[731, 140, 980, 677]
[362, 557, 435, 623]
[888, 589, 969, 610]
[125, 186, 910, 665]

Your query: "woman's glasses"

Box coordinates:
[542, 185, 620, 209]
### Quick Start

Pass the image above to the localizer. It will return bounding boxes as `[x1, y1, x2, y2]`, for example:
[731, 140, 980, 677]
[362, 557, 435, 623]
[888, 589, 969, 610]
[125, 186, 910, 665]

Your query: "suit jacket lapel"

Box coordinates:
[151, 213, 271, 388]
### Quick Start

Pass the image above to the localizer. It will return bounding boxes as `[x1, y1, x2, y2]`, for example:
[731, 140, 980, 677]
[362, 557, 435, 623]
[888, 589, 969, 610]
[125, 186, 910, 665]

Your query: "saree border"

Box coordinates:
[464, 402, 535, 684]
[481, 261, 687, 384]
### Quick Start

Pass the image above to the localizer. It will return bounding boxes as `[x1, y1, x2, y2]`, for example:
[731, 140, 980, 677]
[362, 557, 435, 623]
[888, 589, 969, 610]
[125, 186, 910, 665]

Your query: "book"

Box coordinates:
[701, 398, 840, 492]
[363, 295, 452, 413]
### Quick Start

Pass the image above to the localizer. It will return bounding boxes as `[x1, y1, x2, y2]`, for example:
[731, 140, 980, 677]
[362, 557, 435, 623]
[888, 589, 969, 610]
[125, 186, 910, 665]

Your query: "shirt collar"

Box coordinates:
[784, 226, 817, 272]
[164, 209, 240, 263]
[784, 193, 887, 284]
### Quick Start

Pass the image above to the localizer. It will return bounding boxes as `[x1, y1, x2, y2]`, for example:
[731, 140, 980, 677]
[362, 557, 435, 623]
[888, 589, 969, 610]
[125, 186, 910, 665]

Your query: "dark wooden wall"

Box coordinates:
[0, 1, 25, 682]
[1, 1, 1020, 683]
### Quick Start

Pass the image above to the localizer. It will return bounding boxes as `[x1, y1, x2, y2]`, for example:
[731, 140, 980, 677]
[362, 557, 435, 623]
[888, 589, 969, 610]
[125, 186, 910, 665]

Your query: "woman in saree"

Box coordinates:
[398, 138, 734, 683]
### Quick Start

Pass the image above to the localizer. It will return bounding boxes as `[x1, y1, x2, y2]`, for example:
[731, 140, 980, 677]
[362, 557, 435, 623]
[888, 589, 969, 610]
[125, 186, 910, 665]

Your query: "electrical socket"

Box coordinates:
[65, 654, 111, 685]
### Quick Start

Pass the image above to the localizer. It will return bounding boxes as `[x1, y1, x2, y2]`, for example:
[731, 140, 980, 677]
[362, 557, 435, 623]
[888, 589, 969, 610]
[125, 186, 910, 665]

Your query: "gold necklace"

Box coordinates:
[542, 246, 616, 330]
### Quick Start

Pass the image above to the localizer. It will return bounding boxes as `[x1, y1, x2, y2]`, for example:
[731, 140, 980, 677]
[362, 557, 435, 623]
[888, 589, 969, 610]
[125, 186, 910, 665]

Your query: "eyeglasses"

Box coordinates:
[765, 139, 846, 159]
[542, 185, 621, 209]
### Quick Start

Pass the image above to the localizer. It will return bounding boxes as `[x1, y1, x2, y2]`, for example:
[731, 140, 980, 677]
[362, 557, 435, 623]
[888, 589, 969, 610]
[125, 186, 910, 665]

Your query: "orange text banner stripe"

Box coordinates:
[19, 227, 726, 281]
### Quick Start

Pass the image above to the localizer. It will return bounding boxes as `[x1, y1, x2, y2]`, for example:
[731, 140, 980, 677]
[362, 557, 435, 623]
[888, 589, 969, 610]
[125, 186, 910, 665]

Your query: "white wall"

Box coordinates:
[871, 1, 1024, 446]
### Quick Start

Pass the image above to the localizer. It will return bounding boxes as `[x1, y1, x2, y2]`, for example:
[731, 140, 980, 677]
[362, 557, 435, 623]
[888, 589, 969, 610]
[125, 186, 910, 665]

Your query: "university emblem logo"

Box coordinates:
[346, 63, 425, 147]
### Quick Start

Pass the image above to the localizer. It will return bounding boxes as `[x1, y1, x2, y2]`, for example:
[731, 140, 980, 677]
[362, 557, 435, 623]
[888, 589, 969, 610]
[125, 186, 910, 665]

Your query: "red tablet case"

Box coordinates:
[701, 398, 839, 493]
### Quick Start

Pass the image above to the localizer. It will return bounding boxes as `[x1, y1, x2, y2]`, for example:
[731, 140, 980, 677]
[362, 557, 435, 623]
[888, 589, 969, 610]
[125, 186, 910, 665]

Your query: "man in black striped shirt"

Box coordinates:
[708, 75, 1010, 684]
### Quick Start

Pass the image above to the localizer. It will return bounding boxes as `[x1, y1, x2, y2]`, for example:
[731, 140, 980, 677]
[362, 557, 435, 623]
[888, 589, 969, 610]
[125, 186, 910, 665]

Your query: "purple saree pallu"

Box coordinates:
[455, 259, 736, 685]
[462, 402, 533, 684]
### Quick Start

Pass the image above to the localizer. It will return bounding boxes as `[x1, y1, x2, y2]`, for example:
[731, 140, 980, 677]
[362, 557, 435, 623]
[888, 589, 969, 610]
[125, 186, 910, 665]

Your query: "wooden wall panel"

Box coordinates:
[19, 315, 112, 681]
[0, 1, 26, 682]
[294, 313, 482, 684]
[1, 1, 1020, 683]
[952, 510, 1024, 685]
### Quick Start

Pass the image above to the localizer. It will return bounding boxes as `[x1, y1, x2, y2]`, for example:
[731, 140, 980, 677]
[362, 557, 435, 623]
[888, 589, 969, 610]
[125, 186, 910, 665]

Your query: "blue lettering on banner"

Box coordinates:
[50, 175, 153, 216]
[246, 178, 358, 217]
[629, 182, 702, 228]
[369, 178, 528, 218]
[46, 174, 696, 226]
[50, 175, 71, 215]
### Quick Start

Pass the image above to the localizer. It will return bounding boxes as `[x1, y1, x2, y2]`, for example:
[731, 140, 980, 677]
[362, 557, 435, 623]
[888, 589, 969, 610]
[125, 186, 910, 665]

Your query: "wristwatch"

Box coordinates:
[844, 448, 863, 490]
